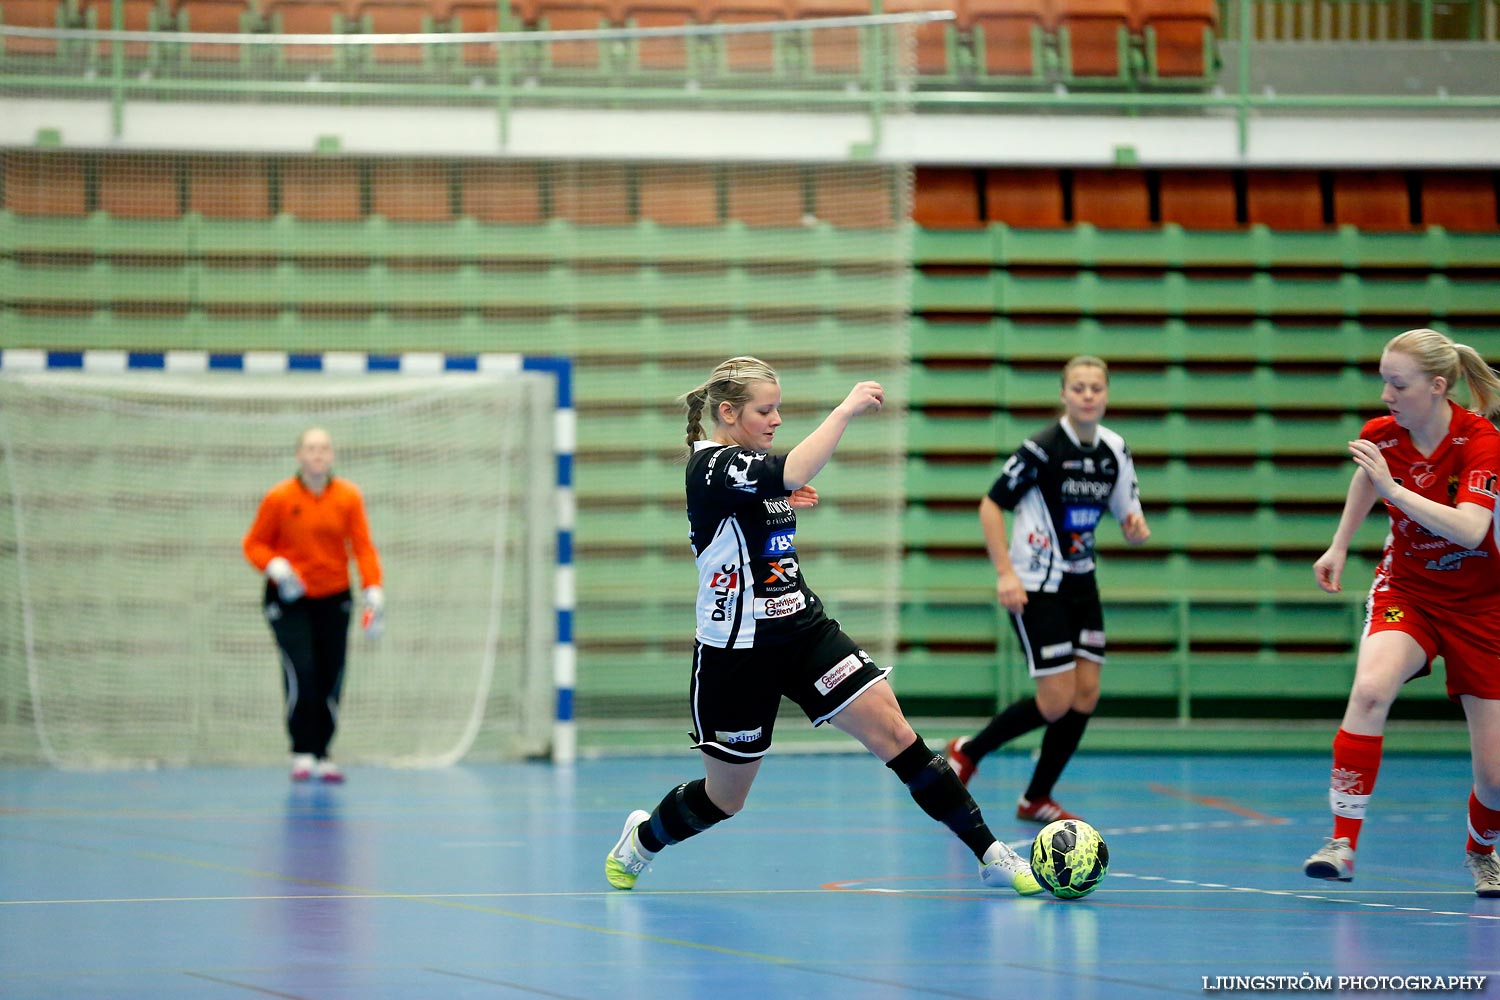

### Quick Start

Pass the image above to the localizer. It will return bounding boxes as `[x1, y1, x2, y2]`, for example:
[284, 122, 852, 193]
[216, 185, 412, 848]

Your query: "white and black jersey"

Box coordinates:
[687, 441, 826, 649]
[988, 417, 1142, 593]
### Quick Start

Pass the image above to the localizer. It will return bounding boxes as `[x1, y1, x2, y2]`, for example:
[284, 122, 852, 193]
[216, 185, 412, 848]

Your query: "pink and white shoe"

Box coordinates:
[312, 758, 345, 784]
[290, 753, 315, 782]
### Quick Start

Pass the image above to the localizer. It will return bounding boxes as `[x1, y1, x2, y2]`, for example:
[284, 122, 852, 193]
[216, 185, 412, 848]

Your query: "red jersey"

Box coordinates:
[243, 476, 382, 599]
[1363, 401, 1500, 609]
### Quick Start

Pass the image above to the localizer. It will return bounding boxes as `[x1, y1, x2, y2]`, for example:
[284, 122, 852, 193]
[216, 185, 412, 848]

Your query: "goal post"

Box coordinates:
[0, 349, 573, 769]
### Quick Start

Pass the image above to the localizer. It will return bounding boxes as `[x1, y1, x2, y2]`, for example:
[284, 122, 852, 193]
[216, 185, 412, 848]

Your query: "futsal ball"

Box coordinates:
[1030, 819, 1109, 899]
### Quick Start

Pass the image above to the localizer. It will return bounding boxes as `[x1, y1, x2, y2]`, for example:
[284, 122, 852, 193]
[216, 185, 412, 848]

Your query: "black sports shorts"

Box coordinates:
[689, 617, 891, 762]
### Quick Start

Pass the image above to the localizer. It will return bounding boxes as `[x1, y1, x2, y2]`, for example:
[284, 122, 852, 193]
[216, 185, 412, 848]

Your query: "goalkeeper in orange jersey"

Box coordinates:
[243, 427, 383, 783]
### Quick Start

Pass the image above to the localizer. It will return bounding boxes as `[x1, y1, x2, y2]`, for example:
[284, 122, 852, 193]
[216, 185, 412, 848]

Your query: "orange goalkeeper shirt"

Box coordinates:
[243, 476, 382, 599]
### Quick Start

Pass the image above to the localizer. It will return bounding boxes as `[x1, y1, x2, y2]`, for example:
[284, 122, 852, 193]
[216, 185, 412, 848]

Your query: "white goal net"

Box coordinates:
[0, 364, 556, 768]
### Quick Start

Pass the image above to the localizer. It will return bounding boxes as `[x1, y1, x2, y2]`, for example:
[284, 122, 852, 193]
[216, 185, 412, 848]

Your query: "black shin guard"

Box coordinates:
[1025, 709, 1091, 803]
[887, 736, 996, 861]
[638, 778, 731, 854]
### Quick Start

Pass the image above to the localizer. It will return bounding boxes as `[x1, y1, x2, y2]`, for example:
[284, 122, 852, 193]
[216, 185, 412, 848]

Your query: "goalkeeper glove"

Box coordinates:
[265, 557, 306, 603]
[361, 585, 385, 640]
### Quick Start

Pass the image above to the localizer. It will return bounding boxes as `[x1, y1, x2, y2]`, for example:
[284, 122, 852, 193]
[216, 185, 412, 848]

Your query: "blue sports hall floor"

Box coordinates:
[2, 748, 1496, 999]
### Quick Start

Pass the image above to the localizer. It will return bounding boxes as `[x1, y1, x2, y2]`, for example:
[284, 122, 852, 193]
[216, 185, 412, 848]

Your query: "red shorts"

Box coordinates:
[1364, 589, 1500, 700]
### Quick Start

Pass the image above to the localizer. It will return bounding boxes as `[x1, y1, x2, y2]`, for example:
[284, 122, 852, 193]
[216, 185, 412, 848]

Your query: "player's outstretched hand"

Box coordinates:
[1313, 548, 1344, 594]
[838, 382, 884, 419]
[789, 485, 819, 509]
[266, 557, 306, 603]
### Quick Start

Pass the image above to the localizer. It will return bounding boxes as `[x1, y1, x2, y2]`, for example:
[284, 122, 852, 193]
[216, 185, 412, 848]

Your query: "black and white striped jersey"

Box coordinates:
[686, 441, 826, 649]
[987, 418, 1143, 593]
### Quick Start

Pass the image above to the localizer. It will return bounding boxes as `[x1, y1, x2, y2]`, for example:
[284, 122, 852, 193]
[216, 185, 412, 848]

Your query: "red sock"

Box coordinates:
[1466, 789, 1500, 855]
[1329, 729, 1383, 849]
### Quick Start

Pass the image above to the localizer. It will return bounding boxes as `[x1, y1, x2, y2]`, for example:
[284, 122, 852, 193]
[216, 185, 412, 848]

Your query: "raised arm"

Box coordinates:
[781, 381, 883, 490]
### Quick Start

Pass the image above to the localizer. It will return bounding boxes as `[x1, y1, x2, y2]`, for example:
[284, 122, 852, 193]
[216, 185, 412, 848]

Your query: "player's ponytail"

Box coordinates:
[677, 357, 779, 455]
[1387, 328, 1500, 421]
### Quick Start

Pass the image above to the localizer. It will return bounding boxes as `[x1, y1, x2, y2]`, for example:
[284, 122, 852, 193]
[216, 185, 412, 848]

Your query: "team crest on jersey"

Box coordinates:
[726, 451, 762, 493]
[1383, 606, 1403, 623]
[1408, 461, 1437, 489]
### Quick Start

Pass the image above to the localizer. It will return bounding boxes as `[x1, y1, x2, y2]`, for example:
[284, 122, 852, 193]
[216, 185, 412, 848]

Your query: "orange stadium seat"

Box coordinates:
[985, 168, 1065, 227]
[356, 0, 435, 64]
[81, 0, 166, 58]
[726, 164, 805, 227]
[1, 0, 77, 57]
[881, 0, 960, 77]
[1054, 0, 1130, 78]
[1245, 170, 1326, 230]
[265, 0, 349, 66]
[372, 160, 453, 221]
[967, 0, 1048, 78]
[187, 157, 273, 219]
[3, 153, 88, 217]
[1421, 171, 1499, 232]
[621, 0, 700, 71]
[175, 0, 258, 62]
[787, 0, 869, 75]
[97, 155, 181, 219]
[441, 0, 528, 67]
[459, 161, 545, 223]
[534, 0, 622, 70]
[701, 0, 788, 74]
[811, 165, 896, 228]
[280, 159, 363, 221]
[913, 167, 982, 229]
[1072, 168, 1150, 227]
[1131, 0, 1217, 78]
[552, 162, 632, 224]
[1333, 170, 1412, 231]
[1158, 169, 1238, 229]
[638, 164, 720, 225]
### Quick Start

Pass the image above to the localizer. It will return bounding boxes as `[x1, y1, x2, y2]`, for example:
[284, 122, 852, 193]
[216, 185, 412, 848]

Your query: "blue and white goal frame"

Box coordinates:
[0, 348, 578, 765]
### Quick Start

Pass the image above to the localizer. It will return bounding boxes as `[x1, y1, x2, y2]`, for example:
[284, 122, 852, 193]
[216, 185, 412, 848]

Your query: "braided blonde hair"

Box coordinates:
[678, 356, 780, 452]
[1385, 328, 1500, 420]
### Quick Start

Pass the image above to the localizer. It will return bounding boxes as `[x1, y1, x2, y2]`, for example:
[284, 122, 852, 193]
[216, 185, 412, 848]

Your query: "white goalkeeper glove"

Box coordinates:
[265, 557, 306, 603]
[361, 585, 385, 640]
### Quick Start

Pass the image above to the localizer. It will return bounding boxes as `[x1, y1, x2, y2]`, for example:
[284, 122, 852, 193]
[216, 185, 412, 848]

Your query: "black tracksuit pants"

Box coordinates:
[264, 584, 351, 758]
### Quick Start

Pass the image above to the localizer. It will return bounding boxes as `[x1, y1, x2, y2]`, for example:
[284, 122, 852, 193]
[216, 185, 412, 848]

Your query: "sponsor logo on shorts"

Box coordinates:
[1041, 641, 1074, 660]
[814, 652, 863, 696]
[753, 592, 807, 619]
[1383, 606, 1403, 623]
[715, 727, 763, 745]
[1079, 629, 1105, 648]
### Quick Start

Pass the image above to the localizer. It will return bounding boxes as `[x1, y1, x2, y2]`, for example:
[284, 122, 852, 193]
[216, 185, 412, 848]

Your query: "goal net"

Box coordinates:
[0, 361, 557, 768]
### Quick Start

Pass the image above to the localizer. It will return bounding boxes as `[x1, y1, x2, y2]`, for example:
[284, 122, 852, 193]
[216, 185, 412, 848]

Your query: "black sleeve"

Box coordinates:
[986, 439, 1044, 510]
[700, 446, 788, 500]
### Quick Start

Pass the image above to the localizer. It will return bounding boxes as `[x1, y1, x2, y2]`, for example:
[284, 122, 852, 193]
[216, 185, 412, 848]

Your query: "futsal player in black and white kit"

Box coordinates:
[947, 356, 1151, 823]
[605, 356, 1043, 896]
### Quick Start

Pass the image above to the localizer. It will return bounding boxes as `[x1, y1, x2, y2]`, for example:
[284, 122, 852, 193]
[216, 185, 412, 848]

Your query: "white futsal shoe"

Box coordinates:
[605, 810, 653, 890]
[1303, 836, 1355, 881]
[980, 841, 1045, 896]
